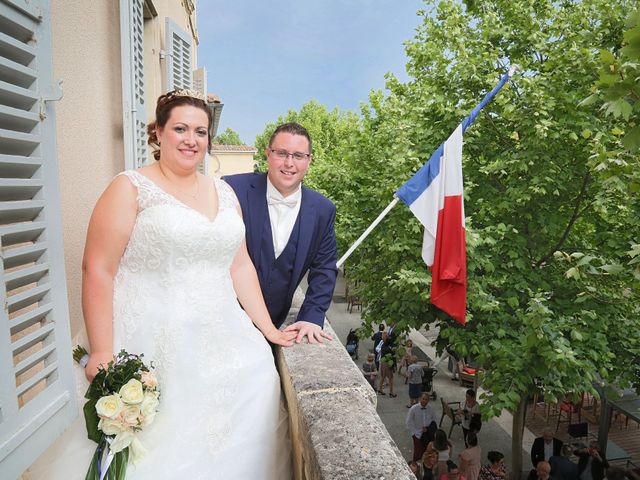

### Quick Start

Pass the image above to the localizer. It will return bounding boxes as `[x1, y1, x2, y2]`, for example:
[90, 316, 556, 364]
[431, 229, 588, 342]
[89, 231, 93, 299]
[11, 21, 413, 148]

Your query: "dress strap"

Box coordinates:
[216, 178, 240, 211]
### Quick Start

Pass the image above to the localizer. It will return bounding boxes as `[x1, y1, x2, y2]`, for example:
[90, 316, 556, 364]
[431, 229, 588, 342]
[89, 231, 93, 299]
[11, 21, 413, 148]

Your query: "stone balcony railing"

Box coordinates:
[276, 291, 414, 480]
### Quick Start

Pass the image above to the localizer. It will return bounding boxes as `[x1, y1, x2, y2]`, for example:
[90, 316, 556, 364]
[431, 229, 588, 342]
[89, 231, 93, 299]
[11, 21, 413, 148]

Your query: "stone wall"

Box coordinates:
[276, 292, 414, 480]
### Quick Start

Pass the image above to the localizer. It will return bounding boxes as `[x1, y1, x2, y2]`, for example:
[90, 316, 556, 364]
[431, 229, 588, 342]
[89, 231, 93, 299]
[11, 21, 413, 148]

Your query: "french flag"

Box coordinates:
[396, 125, 466, 324]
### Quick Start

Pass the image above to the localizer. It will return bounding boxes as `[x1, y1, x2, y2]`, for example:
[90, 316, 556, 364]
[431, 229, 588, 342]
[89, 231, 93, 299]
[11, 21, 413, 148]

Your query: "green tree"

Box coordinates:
[324, 0, 638, 476]
[213, 127, 244, 145]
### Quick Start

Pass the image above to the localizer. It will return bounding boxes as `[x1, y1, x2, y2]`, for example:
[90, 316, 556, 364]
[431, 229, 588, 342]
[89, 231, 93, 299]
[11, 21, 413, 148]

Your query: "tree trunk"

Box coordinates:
[510, 395, 529, 480]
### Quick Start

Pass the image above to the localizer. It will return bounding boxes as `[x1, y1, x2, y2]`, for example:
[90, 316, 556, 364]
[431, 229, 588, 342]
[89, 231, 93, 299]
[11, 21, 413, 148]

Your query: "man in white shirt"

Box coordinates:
[406, 392, 438, 462]
[225, 122, 338, 343]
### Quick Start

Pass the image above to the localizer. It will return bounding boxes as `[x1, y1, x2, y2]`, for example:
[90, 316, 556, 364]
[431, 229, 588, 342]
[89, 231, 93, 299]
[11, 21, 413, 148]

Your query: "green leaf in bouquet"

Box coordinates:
[84, 441, 101, 480]
[108, 447, 130, 480]
[83, 398, 101, 443]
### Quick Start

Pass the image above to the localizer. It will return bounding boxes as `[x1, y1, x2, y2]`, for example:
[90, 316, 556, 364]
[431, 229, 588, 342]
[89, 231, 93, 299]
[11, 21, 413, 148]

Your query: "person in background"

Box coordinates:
[549, 444, 578, 480]
[459, 431, 482, 480]
[532, 429, 564, 467]
[377, 332, 397, 397]
[441, 460, 467, 480]
[575, 440, 608, 480]
[406, 355, 424, 407]
[458, 389, 481, 446]
[433, 429, 454, 479]
[398, 339, 415, 382]
[407, 392, 439, 462]
[479, 451, 507, 480]
[362, 352, 378, 389]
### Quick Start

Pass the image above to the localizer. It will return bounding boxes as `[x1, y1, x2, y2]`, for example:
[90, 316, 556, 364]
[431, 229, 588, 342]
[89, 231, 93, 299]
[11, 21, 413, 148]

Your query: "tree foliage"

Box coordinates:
[213, 127, 244, 145]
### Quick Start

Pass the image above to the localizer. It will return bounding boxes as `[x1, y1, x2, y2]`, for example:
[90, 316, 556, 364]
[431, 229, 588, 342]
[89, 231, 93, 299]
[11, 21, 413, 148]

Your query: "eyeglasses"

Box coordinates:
[268, 148, 312, 161]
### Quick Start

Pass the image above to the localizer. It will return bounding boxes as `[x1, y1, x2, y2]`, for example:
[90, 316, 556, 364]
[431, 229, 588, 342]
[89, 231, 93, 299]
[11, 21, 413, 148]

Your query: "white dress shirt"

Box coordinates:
[406, 402, 437, 438]
[544, 440, 553, 461]
[266, 178, 302, 258]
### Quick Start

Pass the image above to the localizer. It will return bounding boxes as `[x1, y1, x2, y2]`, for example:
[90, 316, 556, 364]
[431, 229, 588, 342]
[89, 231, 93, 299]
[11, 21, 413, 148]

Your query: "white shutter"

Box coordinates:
[0, 0, 76, 477]
[165, 17, 192, 90]
[120, 0, 147, 169]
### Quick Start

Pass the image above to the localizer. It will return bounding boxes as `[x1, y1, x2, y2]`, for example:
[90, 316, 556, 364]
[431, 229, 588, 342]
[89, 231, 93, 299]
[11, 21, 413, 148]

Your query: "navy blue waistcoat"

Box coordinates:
[258, 214, 301, 327]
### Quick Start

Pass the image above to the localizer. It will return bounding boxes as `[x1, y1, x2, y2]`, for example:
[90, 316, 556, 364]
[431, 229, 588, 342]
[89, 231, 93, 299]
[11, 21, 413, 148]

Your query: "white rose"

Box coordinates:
[109, 431, 134, 453]
[99, 417, 126, 436]
[121, 405, 141, 427]
[95, 394, 124, 419]
[119, 379, 144, 404]
[140, 371, 158, 390]
[140, 392, 159, 418]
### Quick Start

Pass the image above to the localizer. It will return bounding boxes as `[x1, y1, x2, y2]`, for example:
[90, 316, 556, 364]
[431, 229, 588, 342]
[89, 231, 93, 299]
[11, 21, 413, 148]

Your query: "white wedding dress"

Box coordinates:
[28, 171, 292, 479]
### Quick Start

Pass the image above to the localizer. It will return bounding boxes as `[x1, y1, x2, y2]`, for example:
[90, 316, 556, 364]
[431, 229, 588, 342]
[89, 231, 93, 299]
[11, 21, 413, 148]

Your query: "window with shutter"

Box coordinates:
[166, 17, 192, 91]
[0, 0, 76, 477]
[120, 0, 147, 169]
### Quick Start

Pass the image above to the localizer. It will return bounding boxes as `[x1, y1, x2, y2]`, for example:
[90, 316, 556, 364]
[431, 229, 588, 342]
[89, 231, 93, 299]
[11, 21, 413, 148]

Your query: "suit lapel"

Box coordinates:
[247, 174, 269, 260]
[292, 186, 316, 284]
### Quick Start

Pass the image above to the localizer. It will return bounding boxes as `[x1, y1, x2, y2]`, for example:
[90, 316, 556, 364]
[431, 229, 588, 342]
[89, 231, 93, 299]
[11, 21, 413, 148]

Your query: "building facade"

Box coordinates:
[0, 1, 203, 476]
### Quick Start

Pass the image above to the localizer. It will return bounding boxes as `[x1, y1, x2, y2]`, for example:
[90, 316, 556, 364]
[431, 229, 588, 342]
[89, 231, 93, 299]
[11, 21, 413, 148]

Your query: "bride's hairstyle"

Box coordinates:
[147, 90, 213, 160]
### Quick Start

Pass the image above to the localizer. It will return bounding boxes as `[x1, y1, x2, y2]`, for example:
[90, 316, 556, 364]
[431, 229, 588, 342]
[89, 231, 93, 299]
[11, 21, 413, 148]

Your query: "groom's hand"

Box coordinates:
[284, 321, 333, 344]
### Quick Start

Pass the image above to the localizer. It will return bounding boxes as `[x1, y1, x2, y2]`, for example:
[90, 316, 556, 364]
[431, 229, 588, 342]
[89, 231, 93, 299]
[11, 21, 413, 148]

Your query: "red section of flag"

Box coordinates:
[430, 195, 466, 324]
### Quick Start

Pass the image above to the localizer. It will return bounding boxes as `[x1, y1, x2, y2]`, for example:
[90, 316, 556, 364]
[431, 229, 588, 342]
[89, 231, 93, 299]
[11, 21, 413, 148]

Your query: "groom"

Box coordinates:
[225, 122, 337, 343]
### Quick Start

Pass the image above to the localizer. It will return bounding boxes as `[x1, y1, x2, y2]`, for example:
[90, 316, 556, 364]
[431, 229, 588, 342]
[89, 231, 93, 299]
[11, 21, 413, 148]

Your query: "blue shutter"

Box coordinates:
[166, 17, 192, 90]
[120, 0, 147, 169]
[0, 0, 76, 477]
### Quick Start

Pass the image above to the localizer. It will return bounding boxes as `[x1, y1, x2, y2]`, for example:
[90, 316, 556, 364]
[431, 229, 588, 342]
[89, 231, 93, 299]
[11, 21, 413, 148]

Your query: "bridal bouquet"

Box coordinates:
[73, 346, 159, 480]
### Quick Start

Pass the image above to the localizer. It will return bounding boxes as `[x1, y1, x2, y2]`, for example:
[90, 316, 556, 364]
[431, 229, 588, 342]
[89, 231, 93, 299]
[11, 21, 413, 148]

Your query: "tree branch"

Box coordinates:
[535, 170, 591, 267]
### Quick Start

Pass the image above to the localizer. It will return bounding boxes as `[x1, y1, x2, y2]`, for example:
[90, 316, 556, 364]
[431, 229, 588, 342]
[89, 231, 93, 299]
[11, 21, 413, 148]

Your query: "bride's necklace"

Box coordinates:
[158, 163, 199, 199]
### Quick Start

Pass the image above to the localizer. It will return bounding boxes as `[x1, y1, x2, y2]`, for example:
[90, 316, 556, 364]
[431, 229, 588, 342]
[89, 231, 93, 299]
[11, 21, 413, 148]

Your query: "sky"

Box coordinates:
[197, 0, 424, 145]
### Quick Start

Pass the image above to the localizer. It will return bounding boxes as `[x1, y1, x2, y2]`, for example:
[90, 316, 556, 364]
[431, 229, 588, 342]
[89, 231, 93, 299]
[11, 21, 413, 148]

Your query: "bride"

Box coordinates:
[28, 90, 295, 479]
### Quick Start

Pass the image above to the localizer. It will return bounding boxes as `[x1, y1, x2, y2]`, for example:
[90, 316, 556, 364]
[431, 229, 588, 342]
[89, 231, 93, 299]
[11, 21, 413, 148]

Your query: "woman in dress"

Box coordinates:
[398, 338, 414, 382]
[29, 90, 295, 479]
[459, 431, 482, 480]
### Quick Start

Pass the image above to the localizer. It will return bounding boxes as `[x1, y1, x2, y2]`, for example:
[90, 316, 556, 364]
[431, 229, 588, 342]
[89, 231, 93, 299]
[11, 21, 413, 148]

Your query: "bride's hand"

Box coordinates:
[264, 327, 296, 347]
[85, 352, 113, 382]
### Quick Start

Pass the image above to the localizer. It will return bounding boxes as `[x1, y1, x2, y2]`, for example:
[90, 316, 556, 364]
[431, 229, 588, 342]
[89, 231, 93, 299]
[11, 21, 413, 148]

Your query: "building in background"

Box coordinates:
[0, 1, 211, 476]
[210, 144, 258, 176]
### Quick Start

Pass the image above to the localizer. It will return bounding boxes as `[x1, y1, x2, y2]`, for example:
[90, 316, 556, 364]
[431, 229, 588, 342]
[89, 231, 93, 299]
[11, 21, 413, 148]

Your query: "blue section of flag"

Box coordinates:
[396, 143, 444, 206]
[395, 72, 511, 207]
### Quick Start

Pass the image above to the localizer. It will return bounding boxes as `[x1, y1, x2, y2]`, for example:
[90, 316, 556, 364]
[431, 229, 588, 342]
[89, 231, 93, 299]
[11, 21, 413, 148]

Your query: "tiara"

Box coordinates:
[171, 89, 206, 101]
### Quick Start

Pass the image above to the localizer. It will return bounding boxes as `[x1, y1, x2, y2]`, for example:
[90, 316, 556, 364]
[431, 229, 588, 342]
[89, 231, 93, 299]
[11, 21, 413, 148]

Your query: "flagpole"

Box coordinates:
[336, 65, 520, 270]
[336, 197, 399, 268]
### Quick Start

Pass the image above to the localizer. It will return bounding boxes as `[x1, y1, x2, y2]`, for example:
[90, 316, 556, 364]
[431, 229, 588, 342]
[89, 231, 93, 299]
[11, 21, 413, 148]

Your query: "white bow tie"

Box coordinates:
[267, 195, 298, 208]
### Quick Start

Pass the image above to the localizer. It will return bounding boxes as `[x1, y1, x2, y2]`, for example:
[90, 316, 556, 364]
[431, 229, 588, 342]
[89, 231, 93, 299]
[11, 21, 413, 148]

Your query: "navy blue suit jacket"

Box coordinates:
[224, 173, 338, 328]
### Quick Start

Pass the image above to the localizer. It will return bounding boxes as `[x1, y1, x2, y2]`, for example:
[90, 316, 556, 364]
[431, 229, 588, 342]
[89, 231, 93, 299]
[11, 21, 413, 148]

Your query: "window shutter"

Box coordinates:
[120, 0, 147, 169]
[165, 17, 192, 90]
[0, 0, 77, 477]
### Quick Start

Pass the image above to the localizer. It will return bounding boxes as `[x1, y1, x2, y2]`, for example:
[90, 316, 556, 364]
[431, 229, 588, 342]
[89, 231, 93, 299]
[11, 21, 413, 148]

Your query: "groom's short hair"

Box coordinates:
[268, 122, 313, 153]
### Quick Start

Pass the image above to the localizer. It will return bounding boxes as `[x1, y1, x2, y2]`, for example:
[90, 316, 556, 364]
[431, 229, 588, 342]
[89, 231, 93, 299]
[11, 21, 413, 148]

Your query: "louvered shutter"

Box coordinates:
[165, 18, 192, 90]
[120, 0, 147, 169]
[0, 0, 76, 477]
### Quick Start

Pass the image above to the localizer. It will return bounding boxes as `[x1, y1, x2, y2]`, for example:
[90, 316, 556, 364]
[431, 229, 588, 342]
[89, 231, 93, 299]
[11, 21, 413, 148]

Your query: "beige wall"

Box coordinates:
[51, 0, 198, 335]
[51, 0, 125, 335]
[211, 151, 257, 176]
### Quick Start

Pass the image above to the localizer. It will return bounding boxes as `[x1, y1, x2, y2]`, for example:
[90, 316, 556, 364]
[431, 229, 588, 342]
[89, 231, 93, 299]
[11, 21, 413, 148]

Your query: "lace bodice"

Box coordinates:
[117, 170, 243, 277]
[112, 171, 249, 345]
